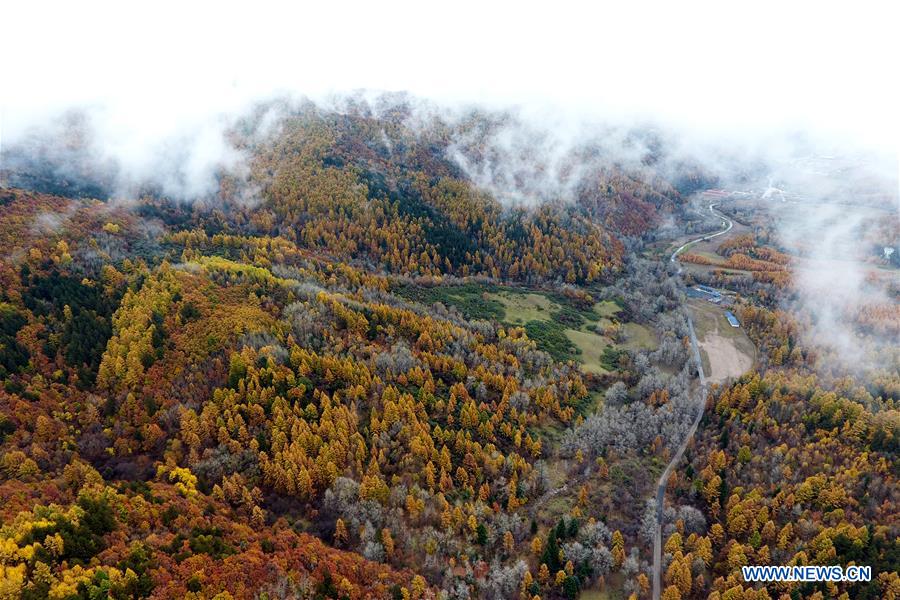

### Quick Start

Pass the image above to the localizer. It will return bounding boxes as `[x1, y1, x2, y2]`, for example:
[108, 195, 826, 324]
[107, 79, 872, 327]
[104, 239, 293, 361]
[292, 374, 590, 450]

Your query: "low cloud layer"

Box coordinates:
[751, 158, 899, 373]
[2, 1, 897, 376]
[3, 1, 898, 199]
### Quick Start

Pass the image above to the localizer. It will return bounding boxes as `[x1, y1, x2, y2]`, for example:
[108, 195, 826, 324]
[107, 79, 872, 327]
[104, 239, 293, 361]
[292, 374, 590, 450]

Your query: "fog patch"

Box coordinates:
[743, 154, 899, 374]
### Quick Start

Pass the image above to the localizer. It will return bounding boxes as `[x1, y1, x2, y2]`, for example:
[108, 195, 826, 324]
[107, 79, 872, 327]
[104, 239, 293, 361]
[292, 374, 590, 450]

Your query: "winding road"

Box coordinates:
[669, 202, 733, 270]
[651, 200, 733, 600]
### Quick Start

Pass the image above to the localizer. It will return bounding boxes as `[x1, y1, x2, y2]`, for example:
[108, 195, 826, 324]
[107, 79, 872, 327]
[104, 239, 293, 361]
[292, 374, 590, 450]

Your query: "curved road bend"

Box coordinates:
[670, 202, 733, 271]
[652, 201, 732, 600]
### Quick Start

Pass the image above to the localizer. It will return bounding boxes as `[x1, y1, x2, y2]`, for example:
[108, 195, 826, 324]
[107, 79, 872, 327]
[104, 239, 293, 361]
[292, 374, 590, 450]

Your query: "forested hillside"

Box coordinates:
[0, 101, 896, 600]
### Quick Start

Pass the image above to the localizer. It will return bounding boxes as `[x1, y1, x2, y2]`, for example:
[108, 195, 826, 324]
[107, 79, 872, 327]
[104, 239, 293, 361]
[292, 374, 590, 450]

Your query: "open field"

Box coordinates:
[621, 322, 656, 351]
[565, 329, 613, 374]
[489, 290, 559, 324]
[489, 290, 658, 373]
[401, 284, 660, 374]
[688, 299, 756, 382]
[592, 300, 622, 318]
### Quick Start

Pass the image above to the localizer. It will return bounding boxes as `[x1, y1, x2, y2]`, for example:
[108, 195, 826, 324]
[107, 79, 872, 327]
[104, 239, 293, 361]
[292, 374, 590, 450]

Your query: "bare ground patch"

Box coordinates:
[700, 330, 755, 383]
[688, 299, 756, 383]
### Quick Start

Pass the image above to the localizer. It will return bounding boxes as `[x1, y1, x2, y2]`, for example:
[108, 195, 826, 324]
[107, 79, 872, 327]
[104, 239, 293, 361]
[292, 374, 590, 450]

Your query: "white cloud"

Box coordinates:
[2, 0, 898, 151]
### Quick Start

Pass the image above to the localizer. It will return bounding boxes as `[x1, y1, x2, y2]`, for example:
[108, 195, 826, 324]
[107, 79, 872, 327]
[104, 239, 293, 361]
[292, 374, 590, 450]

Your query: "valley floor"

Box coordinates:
[687, 298, 756, 383]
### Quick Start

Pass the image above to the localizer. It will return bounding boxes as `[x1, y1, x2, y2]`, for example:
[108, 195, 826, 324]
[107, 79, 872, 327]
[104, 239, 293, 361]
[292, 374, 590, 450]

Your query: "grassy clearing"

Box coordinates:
[537, 494, 572, 524]
[565, 329, 613, 374]
[620, 322, 657, 351]
[689, 299, 717, 339]
[525, 320, 578, 362]
[699, 347, 712, 378]
[594, 316, 615, 330]
[687, 301, 720, 375]
[690, 299, 743, 341]
[488, 291, 559, 324]
[494, 290, 608, 367]
[404, 284, 658, 375]
[496, 291, 656, 371]
[491, 290, 599, 328]
[592, 299, 622, 318]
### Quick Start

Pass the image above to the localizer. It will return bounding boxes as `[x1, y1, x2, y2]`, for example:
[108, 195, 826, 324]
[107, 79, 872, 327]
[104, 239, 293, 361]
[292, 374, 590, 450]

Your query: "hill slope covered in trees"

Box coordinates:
[0, 100, 896, 599]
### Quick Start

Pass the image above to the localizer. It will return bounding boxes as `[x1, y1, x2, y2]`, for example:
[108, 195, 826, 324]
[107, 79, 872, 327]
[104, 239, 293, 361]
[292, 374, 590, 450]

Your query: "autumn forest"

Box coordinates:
[0, 99, 897, 600]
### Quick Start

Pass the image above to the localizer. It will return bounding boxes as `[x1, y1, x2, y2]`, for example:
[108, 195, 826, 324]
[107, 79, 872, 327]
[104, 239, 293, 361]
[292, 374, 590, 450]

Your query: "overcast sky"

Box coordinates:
[3, 0, 898, 155]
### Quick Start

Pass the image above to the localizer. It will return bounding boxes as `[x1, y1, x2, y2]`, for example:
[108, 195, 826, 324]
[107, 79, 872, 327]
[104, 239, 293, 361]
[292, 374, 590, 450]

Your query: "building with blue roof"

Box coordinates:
[724, 311, 740, 327]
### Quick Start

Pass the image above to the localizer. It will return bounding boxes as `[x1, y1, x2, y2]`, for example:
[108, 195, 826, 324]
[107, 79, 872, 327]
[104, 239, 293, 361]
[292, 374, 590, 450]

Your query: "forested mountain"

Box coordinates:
[0, 100, 896, 600]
